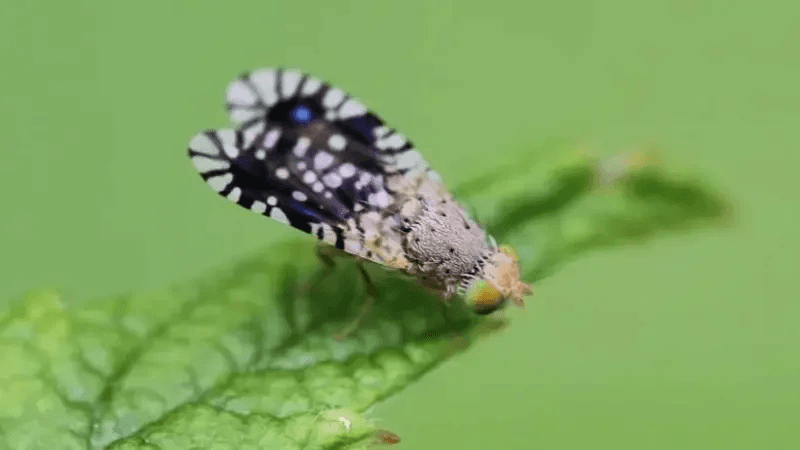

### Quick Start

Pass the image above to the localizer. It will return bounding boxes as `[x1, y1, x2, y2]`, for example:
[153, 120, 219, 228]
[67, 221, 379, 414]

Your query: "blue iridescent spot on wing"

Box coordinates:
[290, 105, 313, 124]
[220, 68, 432, 223]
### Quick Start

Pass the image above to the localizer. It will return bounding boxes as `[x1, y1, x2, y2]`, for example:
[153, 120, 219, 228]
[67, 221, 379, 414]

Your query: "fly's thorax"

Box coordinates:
[335, 173, 457, 272]
[400, 196, 489, 296]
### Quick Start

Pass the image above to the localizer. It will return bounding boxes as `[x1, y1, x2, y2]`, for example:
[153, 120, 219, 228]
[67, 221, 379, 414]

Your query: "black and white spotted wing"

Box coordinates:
[188, 68, 438, 251]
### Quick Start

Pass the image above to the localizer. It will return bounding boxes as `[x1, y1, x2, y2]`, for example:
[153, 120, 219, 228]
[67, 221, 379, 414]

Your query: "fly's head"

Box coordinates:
[464, 244, 532, 315]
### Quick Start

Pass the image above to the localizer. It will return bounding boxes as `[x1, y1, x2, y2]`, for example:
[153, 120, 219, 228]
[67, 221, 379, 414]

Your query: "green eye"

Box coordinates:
[465, 280, 506, 315]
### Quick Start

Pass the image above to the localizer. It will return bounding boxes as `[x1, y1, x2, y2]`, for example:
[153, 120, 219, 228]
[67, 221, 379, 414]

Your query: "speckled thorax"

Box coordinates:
[342, 171, 493, 299]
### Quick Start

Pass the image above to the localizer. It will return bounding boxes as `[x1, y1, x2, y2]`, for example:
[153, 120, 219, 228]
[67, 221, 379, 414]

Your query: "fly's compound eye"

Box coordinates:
[465, 279, 506, 315]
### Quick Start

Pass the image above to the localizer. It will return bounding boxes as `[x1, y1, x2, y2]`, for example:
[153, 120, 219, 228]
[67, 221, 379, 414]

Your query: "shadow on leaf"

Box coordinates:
[272, 257, 480, 354]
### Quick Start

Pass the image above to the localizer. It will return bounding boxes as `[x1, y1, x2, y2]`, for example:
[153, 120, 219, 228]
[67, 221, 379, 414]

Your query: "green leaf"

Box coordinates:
[0, 140, 731, 449]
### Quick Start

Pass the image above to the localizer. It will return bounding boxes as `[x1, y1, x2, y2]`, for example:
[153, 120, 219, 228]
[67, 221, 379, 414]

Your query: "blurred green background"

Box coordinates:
[2, 1, 798, 449]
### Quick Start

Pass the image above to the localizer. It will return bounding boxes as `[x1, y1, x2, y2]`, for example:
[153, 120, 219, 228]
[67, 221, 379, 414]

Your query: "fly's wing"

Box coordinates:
[188, 68, 440, 253]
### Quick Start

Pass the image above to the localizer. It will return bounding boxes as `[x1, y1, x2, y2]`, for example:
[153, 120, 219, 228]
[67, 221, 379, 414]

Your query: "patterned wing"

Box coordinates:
[188, 67, 439, 253]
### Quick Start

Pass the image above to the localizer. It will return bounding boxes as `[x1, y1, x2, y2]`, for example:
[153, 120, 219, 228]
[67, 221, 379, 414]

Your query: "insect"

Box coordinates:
[188, 68, 532, 320]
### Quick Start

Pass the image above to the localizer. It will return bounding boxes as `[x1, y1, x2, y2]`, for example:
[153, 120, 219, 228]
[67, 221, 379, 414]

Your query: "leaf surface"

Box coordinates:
[0, 141, 731, 449]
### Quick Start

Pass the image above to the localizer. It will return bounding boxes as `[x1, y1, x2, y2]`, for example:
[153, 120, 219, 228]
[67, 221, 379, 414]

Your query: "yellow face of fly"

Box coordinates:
[464, 243, 532, 314]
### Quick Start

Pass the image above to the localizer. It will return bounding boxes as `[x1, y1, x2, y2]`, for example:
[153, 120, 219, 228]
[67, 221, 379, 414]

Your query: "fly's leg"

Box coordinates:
[299, 243, 340, 296]
[333, 262, 378, 341]
[301, 244, 378, 340]
[357, 262, 380, 299]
